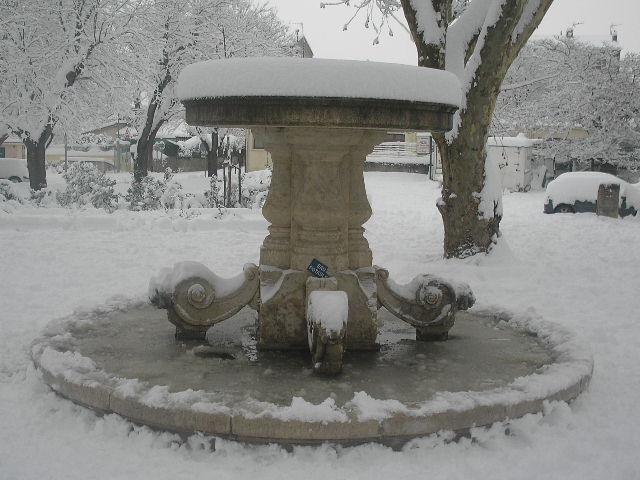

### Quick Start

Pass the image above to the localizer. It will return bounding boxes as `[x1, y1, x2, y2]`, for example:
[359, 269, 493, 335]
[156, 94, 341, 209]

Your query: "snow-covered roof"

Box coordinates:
[156, 119, 191, 139]
[2, 135, 23, 144]
[487, 134, 537, 148]
[46, 145, 113, 156]
[177, 57, 461, 107]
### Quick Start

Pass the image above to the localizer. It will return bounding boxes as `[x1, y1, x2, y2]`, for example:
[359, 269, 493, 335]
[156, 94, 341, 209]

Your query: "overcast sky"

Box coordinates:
[270, 0, 640, 65]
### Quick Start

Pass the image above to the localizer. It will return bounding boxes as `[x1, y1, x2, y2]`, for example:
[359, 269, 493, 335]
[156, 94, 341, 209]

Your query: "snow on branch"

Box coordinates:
[446, 0, 505, 80]
[407, 0, 445, 45]
[512, 0, 543, 43]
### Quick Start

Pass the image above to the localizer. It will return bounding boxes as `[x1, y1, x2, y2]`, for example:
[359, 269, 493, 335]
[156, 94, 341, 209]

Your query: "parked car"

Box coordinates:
[544, 172, 639, 217]
[0, 157, 29, 183]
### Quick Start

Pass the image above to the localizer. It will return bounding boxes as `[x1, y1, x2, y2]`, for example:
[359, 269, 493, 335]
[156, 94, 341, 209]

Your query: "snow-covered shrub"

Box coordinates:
[126, 169, 192, 211]
[56, 162, 118, 212]
[178, 136, 202, 158]
[225, 181, 241, 207]
[241, 169, 271, 208]
[160, 169, 185, 210]
[30, 188, 57, 207]
[205, 175, 222, 208]
[160, 180, 183, 209]
[0, 180, 26, 213]
[0, 180, 23, 202]
[126, 175, 165, 211]
[202, 169, 271, 210]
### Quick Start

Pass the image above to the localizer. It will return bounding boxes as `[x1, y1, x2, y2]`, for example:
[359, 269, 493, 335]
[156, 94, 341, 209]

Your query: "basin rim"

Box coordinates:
[31, 298, 593, 446]
[182, 96, 458, 132]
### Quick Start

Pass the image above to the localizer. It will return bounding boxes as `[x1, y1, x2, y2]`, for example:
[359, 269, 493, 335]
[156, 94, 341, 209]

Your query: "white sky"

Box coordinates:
[269, 0, 640, 65]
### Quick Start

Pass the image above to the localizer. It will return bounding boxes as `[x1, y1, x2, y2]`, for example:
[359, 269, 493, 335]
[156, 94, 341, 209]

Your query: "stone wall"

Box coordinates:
[364, 161, 429, 175]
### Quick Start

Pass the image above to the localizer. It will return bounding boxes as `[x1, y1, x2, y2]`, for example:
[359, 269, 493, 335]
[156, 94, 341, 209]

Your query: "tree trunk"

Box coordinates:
[134, 120, 162, 183]
[23, 125, 54, 190]
[222, 164, 228, 206]
[207, 130, 218, 177]
[134, 137, 151, 183]
[227, 163, 232, 206]
[133, 66, 170, 183]
[238, 161, 242, 205]
[434, 24, 510, 257]
[25, 140, 48, 190]
[399, 0, 554, 259]
[435, 133, 500, 258]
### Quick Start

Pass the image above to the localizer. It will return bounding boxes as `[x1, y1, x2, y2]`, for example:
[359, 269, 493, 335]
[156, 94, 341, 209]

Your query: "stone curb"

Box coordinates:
[31, 307, 593, 446]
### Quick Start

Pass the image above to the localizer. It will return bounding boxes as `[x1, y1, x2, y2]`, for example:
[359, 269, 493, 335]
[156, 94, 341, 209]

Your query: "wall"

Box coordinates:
[0, 141, 26, 159]
[245, 130, 271, 172]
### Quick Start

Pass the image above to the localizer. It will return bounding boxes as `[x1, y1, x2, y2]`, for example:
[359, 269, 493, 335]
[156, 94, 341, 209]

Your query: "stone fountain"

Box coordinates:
[150, 57, 474, 375]
[32, 58, 592, 446]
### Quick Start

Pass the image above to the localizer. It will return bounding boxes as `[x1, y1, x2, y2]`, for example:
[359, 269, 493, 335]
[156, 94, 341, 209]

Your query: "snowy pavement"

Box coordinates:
[1, 171, 639, 479]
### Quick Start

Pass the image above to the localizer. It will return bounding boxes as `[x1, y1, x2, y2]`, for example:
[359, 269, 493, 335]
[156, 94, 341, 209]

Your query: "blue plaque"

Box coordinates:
[307, 258, 330, 278]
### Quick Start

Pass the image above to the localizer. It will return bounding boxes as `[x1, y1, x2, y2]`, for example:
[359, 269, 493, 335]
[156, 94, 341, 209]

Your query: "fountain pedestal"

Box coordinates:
[255, 126, 385, 352]
[151, 57, 474, 374]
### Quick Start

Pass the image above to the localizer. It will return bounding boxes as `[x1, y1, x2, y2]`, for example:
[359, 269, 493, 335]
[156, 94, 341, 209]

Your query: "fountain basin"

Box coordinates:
[32, 299, 592, 446]
[178, 57, 460, 131]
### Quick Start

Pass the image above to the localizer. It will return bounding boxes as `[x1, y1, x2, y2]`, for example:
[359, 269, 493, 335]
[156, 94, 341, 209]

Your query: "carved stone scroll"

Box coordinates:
[375, 267, 475, 341]
[150, 262, 260, 340]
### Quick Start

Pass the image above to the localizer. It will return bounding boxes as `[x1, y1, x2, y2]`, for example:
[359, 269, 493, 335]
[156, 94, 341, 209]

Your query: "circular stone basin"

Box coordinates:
[32, 300, 592, 446]
[177, 57, 461, 130]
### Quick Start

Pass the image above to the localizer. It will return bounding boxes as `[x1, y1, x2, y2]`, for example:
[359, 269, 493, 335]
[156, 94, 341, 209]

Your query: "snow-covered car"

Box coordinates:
[543, 172, 639, 217]
[0, 157, 29, 183]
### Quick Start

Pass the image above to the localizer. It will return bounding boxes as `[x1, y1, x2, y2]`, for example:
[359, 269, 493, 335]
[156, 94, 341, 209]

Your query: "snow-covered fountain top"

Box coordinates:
[176, 57, 461, 130]
[177, 57, 461, 103]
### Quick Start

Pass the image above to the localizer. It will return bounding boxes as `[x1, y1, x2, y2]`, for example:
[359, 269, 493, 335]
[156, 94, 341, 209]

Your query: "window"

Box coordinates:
[0, 147, 5, 158]
[253, 134, 265, 150]
[385, 133, 405, 142]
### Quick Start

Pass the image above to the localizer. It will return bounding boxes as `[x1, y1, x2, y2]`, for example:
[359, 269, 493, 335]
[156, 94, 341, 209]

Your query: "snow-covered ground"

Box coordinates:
[1, 171, 639, 479]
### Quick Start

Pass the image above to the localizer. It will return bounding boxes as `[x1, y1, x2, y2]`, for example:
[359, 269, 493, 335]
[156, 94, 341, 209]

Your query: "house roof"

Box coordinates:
[83, 122, 138, 139]
[2, 135, 23, 144]
[156, 118, 191, 139]
[487, 134, 538, 148]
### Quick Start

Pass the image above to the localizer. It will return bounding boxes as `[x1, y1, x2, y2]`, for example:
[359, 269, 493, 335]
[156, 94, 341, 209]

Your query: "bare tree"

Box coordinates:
[327, 0, 554, 258]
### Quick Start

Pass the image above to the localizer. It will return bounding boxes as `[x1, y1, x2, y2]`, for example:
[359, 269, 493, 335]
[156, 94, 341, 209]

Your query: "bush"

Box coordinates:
[204, 175, 223, 209]
[126, 169, 192, 211]
[56, 162, 118, 212]
[0, 180, 26, 213]
[202, 169, 271, 210]
[241, 169, 271, 208]
[159, 168, 186, 210]
[125, 175, 165, 211]
[0, 180, 23, 203]
[30, 188, 57, 207]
